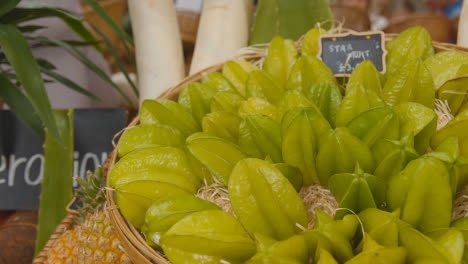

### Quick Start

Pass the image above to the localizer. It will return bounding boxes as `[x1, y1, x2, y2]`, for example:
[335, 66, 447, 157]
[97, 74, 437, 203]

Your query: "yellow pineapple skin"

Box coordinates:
[45, 210, 132, 264]
[45, 228, 79, 264]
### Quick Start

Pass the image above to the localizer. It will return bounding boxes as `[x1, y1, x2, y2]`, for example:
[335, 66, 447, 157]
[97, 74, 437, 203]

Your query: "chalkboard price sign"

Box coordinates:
[318, 31, 387, 76]
[0, 108, 126, 210]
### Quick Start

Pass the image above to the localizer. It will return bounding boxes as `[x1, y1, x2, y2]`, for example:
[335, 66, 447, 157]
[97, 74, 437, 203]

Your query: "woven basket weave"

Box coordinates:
[34, 35, 468, 264]
[32, 212, 78, 264]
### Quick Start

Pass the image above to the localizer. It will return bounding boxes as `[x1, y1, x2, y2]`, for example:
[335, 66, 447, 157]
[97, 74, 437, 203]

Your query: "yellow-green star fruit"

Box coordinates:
[335, 84, 385, 127]
[346, 60, 383, 95]
[345, 233, 406, 264]
[201, 71, 236, 93]
[393, 102, 437, 155]
[387, 157, 452, 233]
[302, 28, 327, 57]
[228, 158, 308, 240]
[398, 220, 464, 264]
[358, 208, 401, 247]
[202, 111, 242, 143]
[287, 55, 335, 92]
[451, 217, 468, 264]
[246, 70, 285, 105]
[302, 209, 358, 263]
[425, 50, 468, 89]
[372, 135, 419, 182]
[142, 195, 220, 246]
[239, 114, 283, 163]
[222, 60, 259, 97]
[178, 82, 217, 125]
[347, 106, 399, 148]
[239, 97, 278, 121]
[328, 163, 386, 219]
[424, 136, 468, 195]
[210, 91, 245, 114]
[263, 35, 298, 88]
[305, 83, 342, 127]
[245, 233, 308, 264]
[277, 90, 316, 120]
[186, 132, 246, 185]
[117, 124, 184, 157]
[382, 58, 435, 108]
[432, 109, 468, 157]
[386, 26, 433, 77]
[161, 210, 256, 264]
[140, 99, 200, 137]
[316, 127, 375, 186]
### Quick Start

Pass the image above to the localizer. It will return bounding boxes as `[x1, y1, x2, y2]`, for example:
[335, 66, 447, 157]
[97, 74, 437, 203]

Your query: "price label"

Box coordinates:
[318, 31, 387, 76]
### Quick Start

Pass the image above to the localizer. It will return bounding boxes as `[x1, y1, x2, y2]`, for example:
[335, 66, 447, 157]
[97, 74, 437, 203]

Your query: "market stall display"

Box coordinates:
[105, 26, 468, 264]
[2, 0, 468, 263]
[33, 25, 468, 264]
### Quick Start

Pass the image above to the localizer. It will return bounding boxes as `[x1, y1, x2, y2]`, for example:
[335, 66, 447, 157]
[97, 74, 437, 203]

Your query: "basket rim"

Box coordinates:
[108, 36, 468, 264]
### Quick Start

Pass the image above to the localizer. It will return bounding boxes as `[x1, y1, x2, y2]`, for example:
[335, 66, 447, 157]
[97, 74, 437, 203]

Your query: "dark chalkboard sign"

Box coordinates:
[0, 108, 126, 210]
[318, 31, 387, 76]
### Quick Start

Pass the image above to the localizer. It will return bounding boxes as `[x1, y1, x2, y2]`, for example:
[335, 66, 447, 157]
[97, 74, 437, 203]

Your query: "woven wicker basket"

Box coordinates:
[33, 35, 468, 264]
[32, 212, 78, 264]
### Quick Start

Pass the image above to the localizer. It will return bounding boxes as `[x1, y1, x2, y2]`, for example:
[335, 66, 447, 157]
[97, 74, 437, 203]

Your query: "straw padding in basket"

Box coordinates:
[105, 34, 468, 264]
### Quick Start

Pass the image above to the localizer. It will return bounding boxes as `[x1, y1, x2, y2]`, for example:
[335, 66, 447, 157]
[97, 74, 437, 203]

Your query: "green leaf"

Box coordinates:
[40, 67, 102, 102]
[91, 24, 138, 97]
[27, 36, 101, 48]
[36, 58, 56, 70]
[81, 0, 134, 46]
[0, 0, 19, 17]
[0, 24, 60, 141]
[37, 36, 135, 107]
[17, 25, 47, 33]
[1, 7, 101, 52]
[0, 74, 44, 140]
[35, 109, 74, 256]
[249, 0, 333, 45]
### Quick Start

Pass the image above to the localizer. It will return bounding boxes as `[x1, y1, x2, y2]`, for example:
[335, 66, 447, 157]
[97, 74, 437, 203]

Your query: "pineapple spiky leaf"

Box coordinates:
[74, 166, 107, 224]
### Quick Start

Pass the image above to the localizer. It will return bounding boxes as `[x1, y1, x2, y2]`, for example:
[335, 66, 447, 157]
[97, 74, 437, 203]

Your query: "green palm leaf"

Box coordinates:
[0, 24, 60, 141]
[0, 74, 44, 139]
[40, 67, 102, 102]
[0, 0, 20, 17]
[91, 24, 138, 97]
[80, 0, 134, 46]
[35, 36, 135, 107]
[1, 7, 102, 52]
[35, 109, 74, 256]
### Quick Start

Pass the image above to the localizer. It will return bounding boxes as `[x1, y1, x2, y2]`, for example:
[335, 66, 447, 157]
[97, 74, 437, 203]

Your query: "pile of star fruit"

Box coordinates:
[109, 26, 468, 264]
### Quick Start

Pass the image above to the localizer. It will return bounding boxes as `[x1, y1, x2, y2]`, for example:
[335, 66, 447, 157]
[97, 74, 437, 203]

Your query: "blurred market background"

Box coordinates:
[0, 0, 465, 263]
[7, 0, 464, 110]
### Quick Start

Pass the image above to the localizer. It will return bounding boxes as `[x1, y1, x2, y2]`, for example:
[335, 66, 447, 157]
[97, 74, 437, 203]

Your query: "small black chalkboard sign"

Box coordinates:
[318, 31, 387, 76]
[0, 108, 126, 210]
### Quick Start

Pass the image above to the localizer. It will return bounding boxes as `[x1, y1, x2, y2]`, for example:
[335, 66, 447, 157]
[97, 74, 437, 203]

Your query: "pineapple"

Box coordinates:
[45, 167, 132, 264]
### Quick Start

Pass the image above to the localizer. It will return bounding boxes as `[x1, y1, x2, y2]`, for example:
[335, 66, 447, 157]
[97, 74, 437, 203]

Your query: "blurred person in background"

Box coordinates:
[424, 0, 464, 18]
